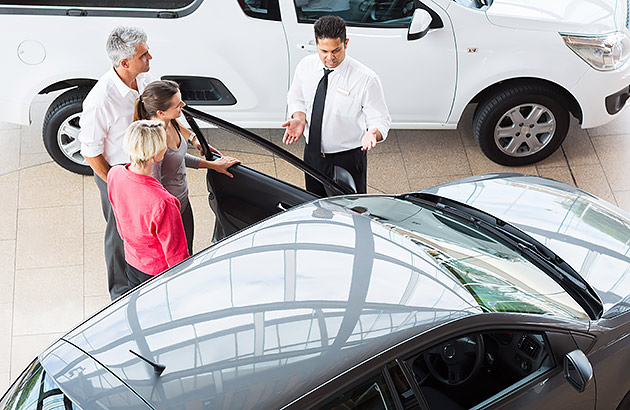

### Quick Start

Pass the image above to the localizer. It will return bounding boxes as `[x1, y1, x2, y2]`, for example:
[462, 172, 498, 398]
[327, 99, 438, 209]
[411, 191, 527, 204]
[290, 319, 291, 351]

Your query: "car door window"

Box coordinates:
[238, 0, 281, 20]
[316, 372, 397, 409]
[405, 331, 554, 409]
[294, 0, 416, 26]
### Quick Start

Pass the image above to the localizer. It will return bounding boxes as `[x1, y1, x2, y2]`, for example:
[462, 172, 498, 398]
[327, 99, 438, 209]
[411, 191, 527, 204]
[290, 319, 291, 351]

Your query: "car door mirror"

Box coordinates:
[564, 350, 593, 393]
[329, 165, 357, 195]
[408, 8, 432, 40]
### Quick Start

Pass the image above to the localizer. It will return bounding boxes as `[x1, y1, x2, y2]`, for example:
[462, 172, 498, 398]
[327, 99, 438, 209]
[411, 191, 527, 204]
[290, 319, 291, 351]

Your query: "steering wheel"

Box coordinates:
[423, 334, 485, 386]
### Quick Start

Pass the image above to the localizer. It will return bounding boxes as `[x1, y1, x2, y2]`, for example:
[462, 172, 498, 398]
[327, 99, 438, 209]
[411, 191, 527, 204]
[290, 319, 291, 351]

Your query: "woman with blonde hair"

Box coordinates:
[135, 80, 240, 253]
[108, 120, 189, 289]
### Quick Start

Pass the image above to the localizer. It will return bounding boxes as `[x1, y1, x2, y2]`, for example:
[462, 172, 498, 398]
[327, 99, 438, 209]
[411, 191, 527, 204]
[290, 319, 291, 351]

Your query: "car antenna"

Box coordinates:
[129, 349, 166, 376]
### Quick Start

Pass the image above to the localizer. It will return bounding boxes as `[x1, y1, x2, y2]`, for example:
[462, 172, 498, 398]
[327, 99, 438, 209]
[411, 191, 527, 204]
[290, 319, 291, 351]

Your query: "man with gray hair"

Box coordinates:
[79, 26, 154, 300]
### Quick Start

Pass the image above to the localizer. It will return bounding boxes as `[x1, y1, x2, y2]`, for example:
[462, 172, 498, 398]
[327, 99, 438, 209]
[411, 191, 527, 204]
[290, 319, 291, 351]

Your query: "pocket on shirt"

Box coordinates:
[332, 91, 358, 116]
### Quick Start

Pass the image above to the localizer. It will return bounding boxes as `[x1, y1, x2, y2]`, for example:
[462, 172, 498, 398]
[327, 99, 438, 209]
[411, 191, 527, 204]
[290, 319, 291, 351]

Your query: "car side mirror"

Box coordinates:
[408, 8, 432, 41]
[564, 350, 593, 393]
[333, 165, 357, 194]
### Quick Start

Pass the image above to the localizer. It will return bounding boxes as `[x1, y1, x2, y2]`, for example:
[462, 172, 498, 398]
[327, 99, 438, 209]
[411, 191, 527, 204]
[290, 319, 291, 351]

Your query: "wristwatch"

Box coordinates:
[187, 133, 196, 144]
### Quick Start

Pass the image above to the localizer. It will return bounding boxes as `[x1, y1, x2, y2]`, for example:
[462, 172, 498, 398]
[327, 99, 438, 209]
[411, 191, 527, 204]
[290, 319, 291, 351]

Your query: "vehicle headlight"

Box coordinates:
[561, 31, 630, 71]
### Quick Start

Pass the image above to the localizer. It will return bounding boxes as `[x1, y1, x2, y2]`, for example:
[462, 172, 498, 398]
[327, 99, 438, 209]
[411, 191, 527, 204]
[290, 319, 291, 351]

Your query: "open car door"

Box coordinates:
[183, 107, 353, 241]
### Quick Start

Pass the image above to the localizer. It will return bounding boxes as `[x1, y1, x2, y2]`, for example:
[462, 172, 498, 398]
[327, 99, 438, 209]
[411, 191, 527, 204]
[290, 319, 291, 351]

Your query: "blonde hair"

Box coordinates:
[123, 120, 166, 166]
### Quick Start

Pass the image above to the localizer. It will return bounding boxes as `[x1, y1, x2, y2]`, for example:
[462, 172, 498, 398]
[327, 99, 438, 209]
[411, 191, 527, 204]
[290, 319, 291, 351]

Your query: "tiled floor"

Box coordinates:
[1, 96, 630, 393]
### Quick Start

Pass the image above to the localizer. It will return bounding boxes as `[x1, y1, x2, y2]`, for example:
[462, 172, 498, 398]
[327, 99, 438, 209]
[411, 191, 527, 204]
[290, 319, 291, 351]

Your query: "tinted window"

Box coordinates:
[407, 331, 554, 409]
[237, 0, 281, 21]
[294, 0, 416, 27]
[0, 0, 192, 7]
[316, 372, 397, 409]
[0, 360, 79, 410]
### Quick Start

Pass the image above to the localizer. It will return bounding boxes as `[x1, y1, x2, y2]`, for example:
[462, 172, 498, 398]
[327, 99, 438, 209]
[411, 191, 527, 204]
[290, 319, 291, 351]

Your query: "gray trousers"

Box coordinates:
[95, 174, 131, 300]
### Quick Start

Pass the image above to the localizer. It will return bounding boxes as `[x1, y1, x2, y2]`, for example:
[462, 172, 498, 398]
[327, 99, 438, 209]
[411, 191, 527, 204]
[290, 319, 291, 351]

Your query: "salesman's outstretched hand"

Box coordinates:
[282, 118, 306, 145]
[361, 128, 380, 151]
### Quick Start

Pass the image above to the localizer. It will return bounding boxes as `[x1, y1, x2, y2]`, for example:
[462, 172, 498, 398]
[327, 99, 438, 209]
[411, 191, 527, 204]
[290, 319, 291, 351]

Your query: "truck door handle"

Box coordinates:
[298, 40, 317, 52]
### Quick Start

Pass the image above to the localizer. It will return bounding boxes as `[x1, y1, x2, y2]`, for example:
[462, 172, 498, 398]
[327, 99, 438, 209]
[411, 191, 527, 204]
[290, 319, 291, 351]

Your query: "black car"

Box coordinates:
[2, 108, 629, 410]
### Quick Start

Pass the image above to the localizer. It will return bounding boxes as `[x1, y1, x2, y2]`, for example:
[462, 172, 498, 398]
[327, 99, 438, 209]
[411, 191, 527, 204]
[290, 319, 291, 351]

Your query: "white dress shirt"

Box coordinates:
[287, 54, 391, 154]
[79, 68, 154, 165]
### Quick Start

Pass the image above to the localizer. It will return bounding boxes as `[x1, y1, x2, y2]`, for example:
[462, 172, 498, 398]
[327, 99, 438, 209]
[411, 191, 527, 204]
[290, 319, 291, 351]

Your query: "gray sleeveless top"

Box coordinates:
[151, 123, 201, 206]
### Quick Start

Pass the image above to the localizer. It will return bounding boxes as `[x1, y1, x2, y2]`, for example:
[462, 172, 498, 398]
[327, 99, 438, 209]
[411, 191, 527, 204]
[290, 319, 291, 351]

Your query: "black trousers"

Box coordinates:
[180, 198, 194, 255]
[304, 144, 367, 197]
[125, 262, 153, 290]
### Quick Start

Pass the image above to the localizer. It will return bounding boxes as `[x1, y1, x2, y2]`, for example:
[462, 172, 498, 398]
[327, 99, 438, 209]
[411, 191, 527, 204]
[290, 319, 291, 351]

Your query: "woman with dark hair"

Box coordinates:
[135, 80, 240, 254]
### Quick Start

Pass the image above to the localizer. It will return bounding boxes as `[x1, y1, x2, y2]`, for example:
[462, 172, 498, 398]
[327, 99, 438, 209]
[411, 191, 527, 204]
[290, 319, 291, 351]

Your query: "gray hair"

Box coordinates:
[106, 26, 147, 67]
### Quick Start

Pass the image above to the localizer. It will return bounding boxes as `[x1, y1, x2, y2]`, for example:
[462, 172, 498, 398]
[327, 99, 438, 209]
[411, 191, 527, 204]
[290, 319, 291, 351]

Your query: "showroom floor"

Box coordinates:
[1, 96, 630, 392]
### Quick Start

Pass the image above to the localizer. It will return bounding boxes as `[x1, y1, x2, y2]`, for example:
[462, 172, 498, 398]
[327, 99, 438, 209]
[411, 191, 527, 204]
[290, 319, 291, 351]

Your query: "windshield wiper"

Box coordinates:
[402, 192, 603, 320]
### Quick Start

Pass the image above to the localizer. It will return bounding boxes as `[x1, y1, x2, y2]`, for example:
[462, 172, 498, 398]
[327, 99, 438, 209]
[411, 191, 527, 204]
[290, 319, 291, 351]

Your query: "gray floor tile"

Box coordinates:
[16, 206, 83, 270]
[571, 164, 617, 205]
[0, 129, 20, 176]
[397, 129, 463, 153]
[0, 372, 9, 397]
[18, 153, 53, 170]
[13, 265, 83, 336]
[0, 172, 18, 240]
[0, 303, 12, 374]
[83, 232, 109, 298]
[367, 152, 410, 194]
[465, 146, 538, 176]
[612, 190, 630, 214]
[18, 162, 83, 209]
[83, 176, 106, 234]
[84, 295, 111, 321]
[11, 333, 64, 382]
[403, 148, 471, 179]
[189, 195, 215, 253]
[409, 174, 473, 192]
[537, 167, 576, 187]
[0, 241, 16, 304]
[591, 135, 630, 191]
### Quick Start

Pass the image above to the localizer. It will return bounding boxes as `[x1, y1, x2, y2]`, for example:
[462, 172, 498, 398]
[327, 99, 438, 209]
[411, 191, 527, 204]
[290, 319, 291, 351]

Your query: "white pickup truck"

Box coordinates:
[2, 0, 630, 174]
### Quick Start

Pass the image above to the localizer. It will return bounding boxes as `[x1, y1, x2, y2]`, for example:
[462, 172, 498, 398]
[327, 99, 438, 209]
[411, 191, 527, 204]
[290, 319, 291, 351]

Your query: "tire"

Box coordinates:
[473, 84, 569, 166]
[43, 87, 93, 175]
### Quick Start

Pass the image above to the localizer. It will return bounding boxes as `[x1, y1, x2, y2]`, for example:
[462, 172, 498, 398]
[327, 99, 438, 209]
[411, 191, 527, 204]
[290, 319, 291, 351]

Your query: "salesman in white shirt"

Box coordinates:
[78, 26, 154, 300]
[282, 15, 391, 195]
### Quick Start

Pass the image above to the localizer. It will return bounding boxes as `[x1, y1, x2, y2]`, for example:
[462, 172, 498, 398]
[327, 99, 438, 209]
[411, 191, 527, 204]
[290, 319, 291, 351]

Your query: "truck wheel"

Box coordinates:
[473, 84, 569, 166]
[43, 87, 92, 175]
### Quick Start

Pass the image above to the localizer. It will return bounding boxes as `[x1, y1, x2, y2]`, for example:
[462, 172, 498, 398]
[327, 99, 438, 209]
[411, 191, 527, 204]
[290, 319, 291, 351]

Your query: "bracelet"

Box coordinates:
[187, 133, 196, 144]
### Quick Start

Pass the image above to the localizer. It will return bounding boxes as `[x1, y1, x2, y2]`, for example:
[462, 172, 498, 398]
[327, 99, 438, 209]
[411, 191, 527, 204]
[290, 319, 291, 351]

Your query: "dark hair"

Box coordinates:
[314, 15, 346, 43]
[134, 80, 180, 121]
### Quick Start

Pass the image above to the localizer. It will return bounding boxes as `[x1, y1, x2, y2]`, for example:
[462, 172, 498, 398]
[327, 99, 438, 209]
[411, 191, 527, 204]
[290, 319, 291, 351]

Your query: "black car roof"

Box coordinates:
[41, 199, 480, 410]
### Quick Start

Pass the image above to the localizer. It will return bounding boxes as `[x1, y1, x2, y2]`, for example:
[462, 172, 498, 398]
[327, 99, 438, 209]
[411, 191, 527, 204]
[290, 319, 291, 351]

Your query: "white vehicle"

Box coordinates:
[2, 0, 630, 174]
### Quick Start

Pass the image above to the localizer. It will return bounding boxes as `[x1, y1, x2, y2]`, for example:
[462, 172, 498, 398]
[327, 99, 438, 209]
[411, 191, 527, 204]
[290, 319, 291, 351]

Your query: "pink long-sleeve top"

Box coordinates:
[108, 164, 189, 275]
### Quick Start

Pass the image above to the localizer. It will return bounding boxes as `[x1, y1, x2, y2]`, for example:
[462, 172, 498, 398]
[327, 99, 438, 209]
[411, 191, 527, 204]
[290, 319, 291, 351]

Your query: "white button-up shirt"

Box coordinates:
[79, 68, 154, 165]
[287, 54, 391, 154]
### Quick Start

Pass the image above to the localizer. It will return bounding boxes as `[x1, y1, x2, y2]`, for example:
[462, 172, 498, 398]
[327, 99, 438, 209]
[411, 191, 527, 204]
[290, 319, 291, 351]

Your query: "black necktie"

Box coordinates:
[308, 68, 333, 156]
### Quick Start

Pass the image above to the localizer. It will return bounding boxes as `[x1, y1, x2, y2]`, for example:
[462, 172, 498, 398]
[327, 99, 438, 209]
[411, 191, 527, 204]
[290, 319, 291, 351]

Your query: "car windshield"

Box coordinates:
[329, 196, 589, 320]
